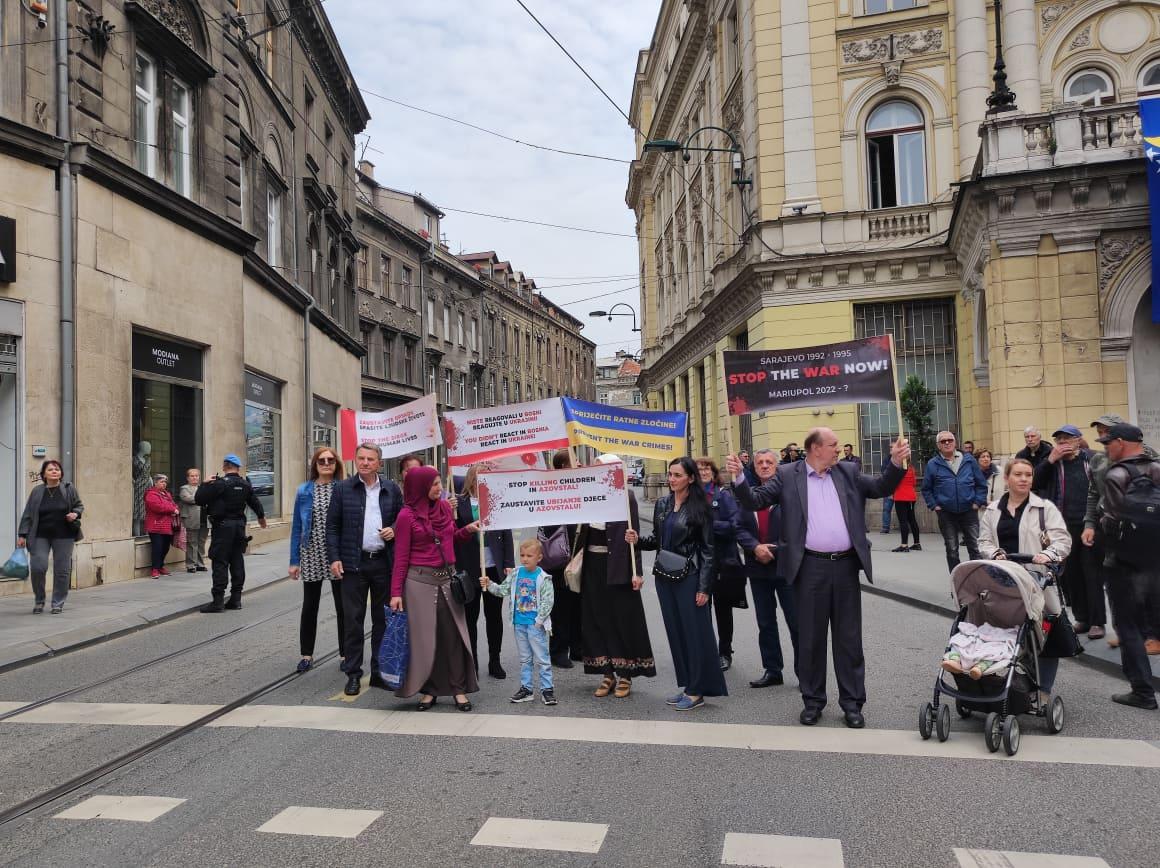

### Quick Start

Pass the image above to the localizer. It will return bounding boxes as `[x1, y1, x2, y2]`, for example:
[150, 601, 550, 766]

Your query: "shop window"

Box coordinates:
[244, 371, 282, 519]
[866, 100, 926, 209]
[131, 333, 203, 538]
[1065, 69, 1115, 106]
[1139, 59, 1160, 96]
[312, 397, 338, 449]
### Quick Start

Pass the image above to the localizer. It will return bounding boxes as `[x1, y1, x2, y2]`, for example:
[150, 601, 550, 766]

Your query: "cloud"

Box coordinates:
[327, 0, 660, 358]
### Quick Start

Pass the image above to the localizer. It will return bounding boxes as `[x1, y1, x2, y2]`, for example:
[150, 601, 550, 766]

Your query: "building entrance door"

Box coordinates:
[1131, 288, 1160, 444]
[0, 336, 19, 557]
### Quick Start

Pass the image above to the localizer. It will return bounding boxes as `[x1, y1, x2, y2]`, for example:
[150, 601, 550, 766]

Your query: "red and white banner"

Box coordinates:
[442, 398, 569, 468]
[340, 394, 442, 460]
[477, 462, 628, 531]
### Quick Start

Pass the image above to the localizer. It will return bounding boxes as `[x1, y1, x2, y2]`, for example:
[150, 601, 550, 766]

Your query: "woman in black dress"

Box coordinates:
[579, 453, 656, 699]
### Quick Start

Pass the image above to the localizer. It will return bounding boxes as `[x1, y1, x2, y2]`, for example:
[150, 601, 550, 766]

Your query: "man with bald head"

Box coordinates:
[727, 428, 909, 728]
[921, 430, 987, 572]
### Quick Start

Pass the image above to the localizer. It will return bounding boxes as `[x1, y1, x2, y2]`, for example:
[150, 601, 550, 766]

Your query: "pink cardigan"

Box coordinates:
[391, 503, 473, 597]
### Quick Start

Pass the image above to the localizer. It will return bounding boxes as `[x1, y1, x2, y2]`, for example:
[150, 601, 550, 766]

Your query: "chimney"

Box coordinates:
[358, 160, 375, 180]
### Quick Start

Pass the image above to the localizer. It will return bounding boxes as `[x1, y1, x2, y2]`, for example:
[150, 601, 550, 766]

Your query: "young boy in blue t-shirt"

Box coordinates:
[482, 538, 556, 705]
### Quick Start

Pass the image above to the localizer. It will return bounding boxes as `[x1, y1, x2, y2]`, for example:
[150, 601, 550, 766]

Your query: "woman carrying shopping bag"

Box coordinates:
[17, 459, 84, 614]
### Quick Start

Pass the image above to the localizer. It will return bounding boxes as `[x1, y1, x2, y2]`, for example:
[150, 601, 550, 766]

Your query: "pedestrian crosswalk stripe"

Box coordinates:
[256, 806, 383, 839]
[953, 849, 1111, 867]
[5, 701, 1160, 769]
[54, 795, 186, 822]
[722, 832, 844, 867]
[470, 817, 608, 853]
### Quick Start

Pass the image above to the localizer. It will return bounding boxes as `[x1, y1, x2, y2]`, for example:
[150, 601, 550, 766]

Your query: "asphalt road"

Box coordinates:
[0, 549, 1157, 868]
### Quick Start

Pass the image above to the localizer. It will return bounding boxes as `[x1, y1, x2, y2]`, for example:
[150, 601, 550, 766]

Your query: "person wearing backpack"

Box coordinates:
[1096, 423, 1160, 710]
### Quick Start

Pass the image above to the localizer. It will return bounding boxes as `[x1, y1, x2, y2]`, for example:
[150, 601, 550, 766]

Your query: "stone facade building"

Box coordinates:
[627, 0, 1160, 487]
[595, 352, 643, 409]
[0, 0, 368, 592]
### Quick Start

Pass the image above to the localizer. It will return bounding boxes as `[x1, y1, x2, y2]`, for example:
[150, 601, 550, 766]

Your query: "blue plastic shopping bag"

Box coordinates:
[377, 608, 410, 690]
[1, 547, 29, 581]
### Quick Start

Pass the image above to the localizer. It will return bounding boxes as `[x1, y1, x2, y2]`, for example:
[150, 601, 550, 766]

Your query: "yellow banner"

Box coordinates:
[564, 420, 685, 461]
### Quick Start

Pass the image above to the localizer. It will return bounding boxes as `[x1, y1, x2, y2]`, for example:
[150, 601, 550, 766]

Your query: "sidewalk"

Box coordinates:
[638, 490, 1154, 681]
[0, 538, 291, 673]
[863, 538, 1160, 679]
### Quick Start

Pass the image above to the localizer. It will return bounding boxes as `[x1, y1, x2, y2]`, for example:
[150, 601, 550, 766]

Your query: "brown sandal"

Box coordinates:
[594, 676, 615, 698]
[613, 677, 632, 698]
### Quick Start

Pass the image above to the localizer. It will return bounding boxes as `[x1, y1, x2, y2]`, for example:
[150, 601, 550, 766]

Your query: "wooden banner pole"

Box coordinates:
[888, 333, 908, 469]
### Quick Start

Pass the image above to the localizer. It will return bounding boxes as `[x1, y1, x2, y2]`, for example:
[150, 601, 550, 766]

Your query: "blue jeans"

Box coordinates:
[881, 497, 894, 533]
[514, 622, 553, 691]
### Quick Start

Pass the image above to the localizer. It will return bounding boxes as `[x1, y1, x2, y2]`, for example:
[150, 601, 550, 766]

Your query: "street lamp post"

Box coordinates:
[589, 303, 640, 332]
[986, 0, 1017, 114]
[642, 126, 751, 188]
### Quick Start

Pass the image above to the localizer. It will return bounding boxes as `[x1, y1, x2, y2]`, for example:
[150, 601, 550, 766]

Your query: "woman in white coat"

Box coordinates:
[978, 457, 1071, 701]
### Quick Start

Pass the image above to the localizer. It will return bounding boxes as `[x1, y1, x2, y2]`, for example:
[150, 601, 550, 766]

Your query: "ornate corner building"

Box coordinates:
[627, 0, 1159, 481]
[0, 0, 369, 589]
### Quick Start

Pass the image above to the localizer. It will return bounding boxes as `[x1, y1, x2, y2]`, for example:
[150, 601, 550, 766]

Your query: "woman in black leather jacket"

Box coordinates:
[627, 456, 728, 710]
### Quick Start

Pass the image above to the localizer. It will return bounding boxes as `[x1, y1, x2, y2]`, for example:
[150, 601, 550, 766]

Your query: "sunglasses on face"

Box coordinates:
[938, 439, 955, 444]
[317, 457, 337, 465]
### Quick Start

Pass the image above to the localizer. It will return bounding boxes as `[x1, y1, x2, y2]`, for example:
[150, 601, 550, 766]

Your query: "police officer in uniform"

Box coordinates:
[196, 454, 266, 613]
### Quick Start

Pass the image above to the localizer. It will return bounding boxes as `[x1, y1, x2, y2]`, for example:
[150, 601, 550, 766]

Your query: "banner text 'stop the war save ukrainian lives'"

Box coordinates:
[722, 336, 897, 415]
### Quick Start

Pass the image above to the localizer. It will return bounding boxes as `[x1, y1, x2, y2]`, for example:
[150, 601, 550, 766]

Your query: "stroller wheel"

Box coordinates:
[1001, 715, 1021, 756]
[918, 702, 935, 740]
[955, 700, 972, 719]
[936, 703, 952, 742]
[1046, 696, 1065, 734]
[983, 712, 1001, 753]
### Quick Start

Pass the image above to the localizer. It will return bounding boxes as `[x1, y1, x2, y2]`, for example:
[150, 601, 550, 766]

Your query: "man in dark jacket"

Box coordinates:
[326, 443, 403, 696]
[1097, 423, 1160, 710]
[920, 431, 987, 572]
[728, 429, 909, 729]
[736, 448, 798, 688]
[195, 454, 266, 613]
[1015, 426, 1052, 474]
[1034, 424, 1103, 637]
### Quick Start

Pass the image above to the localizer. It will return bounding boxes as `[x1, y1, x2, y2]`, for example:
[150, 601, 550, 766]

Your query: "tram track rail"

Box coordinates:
[0, 601, 362, 829]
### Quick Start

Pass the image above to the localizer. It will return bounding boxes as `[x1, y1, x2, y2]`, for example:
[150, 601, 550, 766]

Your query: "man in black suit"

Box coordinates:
[728, 428, 908, 728]
[736, 448, 798, 688]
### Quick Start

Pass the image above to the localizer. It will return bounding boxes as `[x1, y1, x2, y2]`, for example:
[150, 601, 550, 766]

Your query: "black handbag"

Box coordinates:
[1040, 609, 1082, 659]
[432, 531, 476, 606]
[652, 548, 693, 582]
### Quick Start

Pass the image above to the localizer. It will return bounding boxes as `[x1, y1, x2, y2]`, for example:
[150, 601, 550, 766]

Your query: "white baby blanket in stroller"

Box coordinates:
[947, 621, 1020, 676]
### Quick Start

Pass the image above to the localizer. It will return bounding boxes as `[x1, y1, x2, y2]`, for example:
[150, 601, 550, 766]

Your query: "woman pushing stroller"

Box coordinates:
[976, 457, 1071, 701]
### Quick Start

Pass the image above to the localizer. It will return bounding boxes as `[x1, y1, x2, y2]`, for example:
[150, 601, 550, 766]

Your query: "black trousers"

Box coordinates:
[712, 597, 734, 657]
[465, 566, 504, 667]
[750, 573, 799, 677]
[895, 501, 920, 547]
[1107, 560, 1159, 703]
[548, 571, 582, 661]
[794, 555, 864, 713]
[208, 519, 247, 598]
[300, 579, 345, 658]
[936, 509, 981, 571]
[1062, 523, 1106, 627]
[149, 532, 172, 571]
[340, 553, 391, 679]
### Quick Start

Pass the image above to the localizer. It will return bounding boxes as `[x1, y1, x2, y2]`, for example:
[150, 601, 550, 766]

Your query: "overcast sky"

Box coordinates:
[327, 1, 660, 360]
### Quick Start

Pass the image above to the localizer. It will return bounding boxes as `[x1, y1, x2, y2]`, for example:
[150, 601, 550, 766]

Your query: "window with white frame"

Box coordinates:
[266, 181, 282, 267]
[428, 364, 437, 395]
[458, 373, 467, 408]
[134, 52, 158, 178]
[443, 305, 451, 341]
[170, 78, 192, 197]
[444, 369, 453, 405]
[1065, 69, 1115, 106]
[866, 100, 927, 209]
[402, 266, 413, 307]
[1140, 59, 1160, 96]
[379, 254, 391, 297]
[863, 0, 918, 13]
[457, 312, 465, 346]
[382, 330, 394, 380]
[404, 341, 415, 385]
[427, 297, 436, 335]
[470, 318, 478, 351]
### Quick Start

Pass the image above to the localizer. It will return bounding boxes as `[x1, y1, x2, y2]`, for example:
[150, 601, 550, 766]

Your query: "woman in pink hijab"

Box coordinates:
[390, 465, 480, 710]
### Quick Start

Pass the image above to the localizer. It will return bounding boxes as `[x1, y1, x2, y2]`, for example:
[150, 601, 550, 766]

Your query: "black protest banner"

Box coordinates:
[723, 336, 897, 415]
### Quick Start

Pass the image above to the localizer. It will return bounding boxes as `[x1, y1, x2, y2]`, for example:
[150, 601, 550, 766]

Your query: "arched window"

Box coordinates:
[1065, 69, 1115, 106]
[1139, 59, 1160, 97]
[678, 244, 690, 313]
[866, 100, 926, 209]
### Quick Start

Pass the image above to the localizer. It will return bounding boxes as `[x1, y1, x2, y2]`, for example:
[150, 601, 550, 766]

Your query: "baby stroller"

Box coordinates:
[918, 555, 1065, 756]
